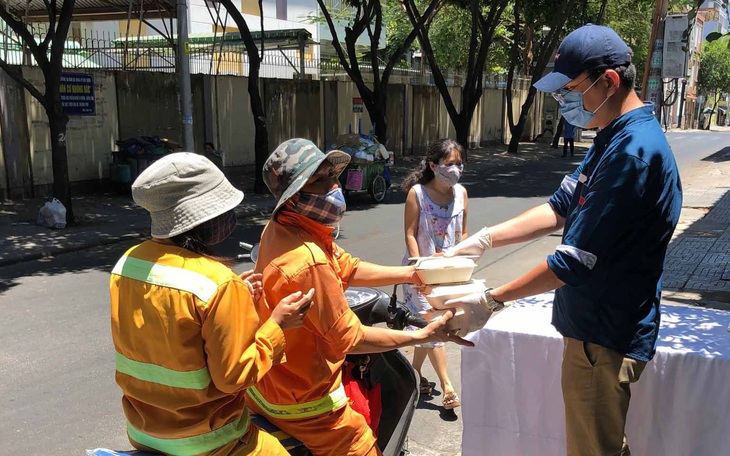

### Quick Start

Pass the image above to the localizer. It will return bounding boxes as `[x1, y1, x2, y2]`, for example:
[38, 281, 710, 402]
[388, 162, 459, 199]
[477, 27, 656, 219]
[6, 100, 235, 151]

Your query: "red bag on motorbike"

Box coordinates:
[342, 358, 382, 437]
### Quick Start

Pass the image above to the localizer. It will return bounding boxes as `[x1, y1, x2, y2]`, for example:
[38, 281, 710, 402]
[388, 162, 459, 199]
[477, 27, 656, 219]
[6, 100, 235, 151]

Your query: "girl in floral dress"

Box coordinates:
[401, 139, 468, 410]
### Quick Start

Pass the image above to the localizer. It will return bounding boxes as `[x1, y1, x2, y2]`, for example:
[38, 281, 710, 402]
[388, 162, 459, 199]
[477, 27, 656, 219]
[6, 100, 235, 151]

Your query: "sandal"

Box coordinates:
[419, 377, 433, 395]
[442, 391, 461, 410]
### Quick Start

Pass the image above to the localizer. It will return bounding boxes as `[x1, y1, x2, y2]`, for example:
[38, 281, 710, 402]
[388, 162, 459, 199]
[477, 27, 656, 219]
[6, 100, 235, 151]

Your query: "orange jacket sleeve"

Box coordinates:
[200, 279, 286, 394]
[333, 244, 361, 289]
[269, 261, 365, 355]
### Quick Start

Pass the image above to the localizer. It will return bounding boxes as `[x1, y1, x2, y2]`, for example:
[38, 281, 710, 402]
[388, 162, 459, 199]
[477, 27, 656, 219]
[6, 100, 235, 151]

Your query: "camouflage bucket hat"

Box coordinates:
[264, 138, 351, 214]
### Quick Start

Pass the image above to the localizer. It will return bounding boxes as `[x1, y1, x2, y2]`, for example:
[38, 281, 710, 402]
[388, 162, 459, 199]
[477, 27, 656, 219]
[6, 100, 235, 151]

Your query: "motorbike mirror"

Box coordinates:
[250, 244, 260, 264]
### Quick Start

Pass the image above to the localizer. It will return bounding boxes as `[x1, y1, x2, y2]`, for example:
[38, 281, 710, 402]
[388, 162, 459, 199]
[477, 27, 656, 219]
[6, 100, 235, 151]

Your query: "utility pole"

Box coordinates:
[177, 0, 195, 151]
[677, 78, 687, 128]
[641, 0, 667, 122]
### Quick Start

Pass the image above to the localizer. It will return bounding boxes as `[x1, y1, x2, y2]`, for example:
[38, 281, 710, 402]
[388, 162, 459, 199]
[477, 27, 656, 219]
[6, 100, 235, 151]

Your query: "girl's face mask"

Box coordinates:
[292, 188, 347, 226]
[433, 164, 464, 187]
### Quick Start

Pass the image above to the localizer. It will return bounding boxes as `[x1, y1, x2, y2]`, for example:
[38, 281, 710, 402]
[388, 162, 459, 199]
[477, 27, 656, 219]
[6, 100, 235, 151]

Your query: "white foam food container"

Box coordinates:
[424, 280, 487, 310]
[412, 256, 477, 285]
[428, 309, 468, 336]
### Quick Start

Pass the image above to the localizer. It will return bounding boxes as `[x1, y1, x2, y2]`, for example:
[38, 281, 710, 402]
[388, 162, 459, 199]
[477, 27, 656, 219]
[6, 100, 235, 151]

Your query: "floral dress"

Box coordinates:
[402, 183, 465, 347]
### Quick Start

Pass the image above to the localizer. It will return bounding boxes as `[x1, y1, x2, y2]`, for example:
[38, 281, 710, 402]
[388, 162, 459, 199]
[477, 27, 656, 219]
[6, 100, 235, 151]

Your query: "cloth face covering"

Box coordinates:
[293, 188, 347, 227]
[434, 164, 463, 187]
[197, 209, 237, 245]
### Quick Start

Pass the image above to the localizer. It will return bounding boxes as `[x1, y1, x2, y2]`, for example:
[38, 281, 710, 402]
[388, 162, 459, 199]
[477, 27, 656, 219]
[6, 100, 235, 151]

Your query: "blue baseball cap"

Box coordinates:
[534, 24, 633, 93]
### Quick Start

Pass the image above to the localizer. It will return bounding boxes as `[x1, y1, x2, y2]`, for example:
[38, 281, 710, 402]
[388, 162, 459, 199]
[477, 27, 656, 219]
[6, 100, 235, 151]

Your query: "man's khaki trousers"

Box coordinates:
[561, 337, 647, 456]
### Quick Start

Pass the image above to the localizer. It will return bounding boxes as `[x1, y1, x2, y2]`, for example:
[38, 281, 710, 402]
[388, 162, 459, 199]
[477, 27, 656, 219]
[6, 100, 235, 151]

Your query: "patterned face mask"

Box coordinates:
[196, 209, 237, 245]
[293, 188, 347, 226]
[434, 164, 464, 187]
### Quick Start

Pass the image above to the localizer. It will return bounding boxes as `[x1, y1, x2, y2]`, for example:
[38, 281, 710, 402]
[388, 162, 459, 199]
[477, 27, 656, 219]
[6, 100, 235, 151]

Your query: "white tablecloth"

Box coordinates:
[461, 292, 730, 456]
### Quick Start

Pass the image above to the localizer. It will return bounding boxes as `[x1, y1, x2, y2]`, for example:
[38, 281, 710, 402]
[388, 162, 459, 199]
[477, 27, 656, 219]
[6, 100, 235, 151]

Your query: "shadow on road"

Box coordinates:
[702, 147, 730, 163]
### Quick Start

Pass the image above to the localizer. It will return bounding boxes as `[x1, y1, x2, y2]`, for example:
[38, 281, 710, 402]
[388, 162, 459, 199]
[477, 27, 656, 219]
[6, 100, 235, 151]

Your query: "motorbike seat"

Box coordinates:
[251, 414, 304, 450]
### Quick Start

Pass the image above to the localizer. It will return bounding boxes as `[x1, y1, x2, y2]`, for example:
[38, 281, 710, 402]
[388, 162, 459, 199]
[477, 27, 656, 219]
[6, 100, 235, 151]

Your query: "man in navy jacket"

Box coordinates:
[446, 25, 682, 455]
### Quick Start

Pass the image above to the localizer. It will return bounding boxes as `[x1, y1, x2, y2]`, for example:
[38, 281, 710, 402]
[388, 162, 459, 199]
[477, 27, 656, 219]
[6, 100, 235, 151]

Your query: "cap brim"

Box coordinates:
[273, 149, 351, 214]
[534, 72, 574, 93]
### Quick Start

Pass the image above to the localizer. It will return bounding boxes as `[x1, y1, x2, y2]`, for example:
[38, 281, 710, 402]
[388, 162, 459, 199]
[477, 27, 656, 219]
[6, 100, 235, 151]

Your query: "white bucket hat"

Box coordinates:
[132, 152, 244, 239]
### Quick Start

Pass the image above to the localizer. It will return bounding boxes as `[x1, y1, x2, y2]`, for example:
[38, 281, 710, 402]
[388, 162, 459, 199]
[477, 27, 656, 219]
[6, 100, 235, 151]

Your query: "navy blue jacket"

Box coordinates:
[547, 105, 682, 361]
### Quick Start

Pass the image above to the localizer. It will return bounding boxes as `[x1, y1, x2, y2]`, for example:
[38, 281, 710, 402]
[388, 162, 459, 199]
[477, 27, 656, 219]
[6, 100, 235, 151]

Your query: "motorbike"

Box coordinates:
[89, 243, 428, 456]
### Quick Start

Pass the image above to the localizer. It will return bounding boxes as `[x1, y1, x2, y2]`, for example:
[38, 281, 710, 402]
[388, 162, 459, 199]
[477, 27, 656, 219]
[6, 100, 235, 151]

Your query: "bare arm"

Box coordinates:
[490, 203, 565, 248]
[349, 262, 420, 287]
[490, 261, 565, 303]
[404, 188, 421, 258]
[349, 313, 473, 354]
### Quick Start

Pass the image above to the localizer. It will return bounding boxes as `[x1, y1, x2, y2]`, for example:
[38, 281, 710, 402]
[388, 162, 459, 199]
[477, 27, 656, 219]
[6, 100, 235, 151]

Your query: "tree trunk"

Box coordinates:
[48, 110, 73, 223]
[219, 0, 269, 194]
[508, 87, 538, 153]
[455, 114, 470, 153]
[362, 93, 388, 143]
[372, 106, 387, 144]
[248, 65, 269, 194]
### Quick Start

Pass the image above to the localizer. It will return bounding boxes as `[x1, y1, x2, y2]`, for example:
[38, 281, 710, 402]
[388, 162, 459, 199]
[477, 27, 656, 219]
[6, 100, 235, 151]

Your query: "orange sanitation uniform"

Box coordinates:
[110, 240, 289, 456]
[247, 212, 381, 456]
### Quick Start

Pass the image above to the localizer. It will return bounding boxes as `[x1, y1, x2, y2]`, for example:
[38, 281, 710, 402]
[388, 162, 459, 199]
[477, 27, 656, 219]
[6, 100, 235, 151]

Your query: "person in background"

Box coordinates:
[110, 152, 315, 456]
[444, 25, 682, 455]
[247, 138, 472, 456]
[204, 141, 223, 168]
[563, 120, 576, 158]
[400, 138, 468, 410]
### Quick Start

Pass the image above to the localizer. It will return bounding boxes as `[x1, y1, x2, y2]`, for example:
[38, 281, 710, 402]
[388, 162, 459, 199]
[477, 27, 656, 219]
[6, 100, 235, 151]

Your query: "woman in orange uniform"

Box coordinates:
[247, 139, 472, 456]
[110, 152, 314, 456]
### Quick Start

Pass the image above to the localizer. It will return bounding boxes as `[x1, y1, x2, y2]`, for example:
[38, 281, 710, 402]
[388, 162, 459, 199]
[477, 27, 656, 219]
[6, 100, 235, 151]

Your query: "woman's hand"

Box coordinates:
[271, 289, 315, 330]
[240, 270, 263, 302]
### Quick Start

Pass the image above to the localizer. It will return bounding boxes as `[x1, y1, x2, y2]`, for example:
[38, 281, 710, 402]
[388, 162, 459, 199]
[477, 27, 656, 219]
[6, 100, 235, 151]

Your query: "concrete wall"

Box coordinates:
[0, 70, 32, 197]
[21, 67, 119, 187]
[212, 75, 256, 166]
[116, 72, 181, 143]
[385, 84, 406, 154]
[265, 79, 322, 150]
[478, 89, 504, 143]
[337, 81, 373, 136]
[0, 67, 545, 191]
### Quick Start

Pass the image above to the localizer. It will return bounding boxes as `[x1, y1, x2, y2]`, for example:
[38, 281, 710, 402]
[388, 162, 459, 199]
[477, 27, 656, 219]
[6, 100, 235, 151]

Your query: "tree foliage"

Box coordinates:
[316, 0, 436, 143]
[698, 36, 730, 98]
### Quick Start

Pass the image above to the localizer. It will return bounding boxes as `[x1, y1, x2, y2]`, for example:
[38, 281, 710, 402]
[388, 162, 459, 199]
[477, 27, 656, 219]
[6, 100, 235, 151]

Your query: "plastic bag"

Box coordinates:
[36, 198, 67, 229]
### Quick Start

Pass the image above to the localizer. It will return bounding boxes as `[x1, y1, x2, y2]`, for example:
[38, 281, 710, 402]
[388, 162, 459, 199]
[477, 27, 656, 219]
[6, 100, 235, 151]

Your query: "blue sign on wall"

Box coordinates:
[60, 73, 95, 116]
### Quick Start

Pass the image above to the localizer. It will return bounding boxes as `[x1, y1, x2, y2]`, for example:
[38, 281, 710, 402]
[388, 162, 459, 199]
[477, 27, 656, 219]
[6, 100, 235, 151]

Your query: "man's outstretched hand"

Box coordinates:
[444, 226, 492, 258]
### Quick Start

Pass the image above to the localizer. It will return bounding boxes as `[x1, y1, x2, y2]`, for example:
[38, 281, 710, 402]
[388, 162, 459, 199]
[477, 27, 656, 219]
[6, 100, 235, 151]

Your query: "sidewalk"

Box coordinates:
[0, 168, 278, 267]
[662, 144, 730, 310]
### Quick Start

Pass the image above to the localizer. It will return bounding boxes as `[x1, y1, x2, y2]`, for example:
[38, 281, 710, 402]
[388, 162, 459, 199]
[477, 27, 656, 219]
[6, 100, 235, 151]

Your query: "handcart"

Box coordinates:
[333, 126, 393, 203]
[340, 159, 390, 203]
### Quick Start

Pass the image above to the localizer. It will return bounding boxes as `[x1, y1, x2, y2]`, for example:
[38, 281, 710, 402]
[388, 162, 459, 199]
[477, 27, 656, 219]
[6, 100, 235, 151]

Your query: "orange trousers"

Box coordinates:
[131, 425, 290, 456]
[247, 401, 381, 456]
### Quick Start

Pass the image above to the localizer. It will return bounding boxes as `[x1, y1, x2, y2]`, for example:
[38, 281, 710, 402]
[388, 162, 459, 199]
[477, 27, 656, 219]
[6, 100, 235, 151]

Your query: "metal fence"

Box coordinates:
[0, 28, 508, 87]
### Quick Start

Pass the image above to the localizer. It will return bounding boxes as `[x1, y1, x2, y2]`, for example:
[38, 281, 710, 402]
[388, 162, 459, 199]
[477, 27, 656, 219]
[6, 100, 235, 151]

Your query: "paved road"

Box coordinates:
[0, 131, 727, 455]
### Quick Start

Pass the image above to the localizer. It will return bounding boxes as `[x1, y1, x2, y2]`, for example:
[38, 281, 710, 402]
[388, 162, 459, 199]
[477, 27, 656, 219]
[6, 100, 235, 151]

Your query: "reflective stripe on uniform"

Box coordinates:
[246, 384, 348, 420]
[126, 413, 251, 456]
[112, 255, 219, 303]
[115, 352, 211, 389]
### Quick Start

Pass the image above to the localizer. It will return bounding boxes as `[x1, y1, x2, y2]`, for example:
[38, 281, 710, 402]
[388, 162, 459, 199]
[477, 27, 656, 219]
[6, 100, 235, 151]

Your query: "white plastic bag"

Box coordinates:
[36, 198, 67, 229]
